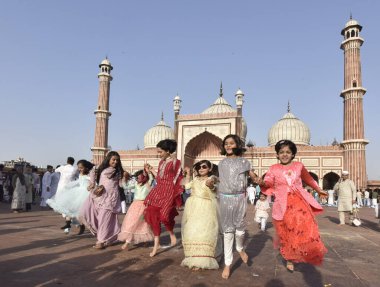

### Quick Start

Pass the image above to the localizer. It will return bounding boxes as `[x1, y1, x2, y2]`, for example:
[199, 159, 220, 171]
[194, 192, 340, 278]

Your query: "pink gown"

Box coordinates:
[80, 167, 121, 245]
[262, 161, 327, 265]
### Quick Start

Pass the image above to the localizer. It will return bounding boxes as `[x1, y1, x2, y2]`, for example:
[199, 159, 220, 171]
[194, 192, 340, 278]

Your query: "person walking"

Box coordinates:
[334, 171, 356, 225]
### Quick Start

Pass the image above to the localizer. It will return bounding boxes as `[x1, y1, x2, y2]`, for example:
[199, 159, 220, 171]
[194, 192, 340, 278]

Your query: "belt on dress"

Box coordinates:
[219, 192, 245, 197]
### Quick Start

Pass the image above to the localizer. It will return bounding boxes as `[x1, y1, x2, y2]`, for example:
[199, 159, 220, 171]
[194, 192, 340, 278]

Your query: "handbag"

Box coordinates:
[94, 185, 105, 197]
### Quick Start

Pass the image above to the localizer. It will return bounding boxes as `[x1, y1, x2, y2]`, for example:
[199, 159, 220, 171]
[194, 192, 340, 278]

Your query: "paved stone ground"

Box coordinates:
[0, 201, 379, 287]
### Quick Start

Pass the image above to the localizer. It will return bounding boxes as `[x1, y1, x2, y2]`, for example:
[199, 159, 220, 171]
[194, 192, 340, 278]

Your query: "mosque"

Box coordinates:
[91, 17, 374, 191]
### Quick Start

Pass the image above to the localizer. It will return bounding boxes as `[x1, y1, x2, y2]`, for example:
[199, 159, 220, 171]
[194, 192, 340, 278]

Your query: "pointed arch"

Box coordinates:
[323, 172, 340, 190]
[184, 131, 222, 168]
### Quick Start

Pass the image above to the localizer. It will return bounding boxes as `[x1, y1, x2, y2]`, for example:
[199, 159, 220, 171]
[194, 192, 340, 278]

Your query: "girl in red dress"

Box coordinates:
[144, 139, 183, 257]
[255, 140, 328, 272]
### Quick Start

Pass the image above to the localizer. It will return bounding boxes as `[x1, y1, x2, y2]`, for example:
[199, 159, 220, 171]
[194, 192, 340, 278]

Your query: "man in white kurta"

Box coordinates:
[334, 171, 356, 225]
[54, 157, 78, 195]
[50, 168, 61, 197]
[40, 165, 53, 207]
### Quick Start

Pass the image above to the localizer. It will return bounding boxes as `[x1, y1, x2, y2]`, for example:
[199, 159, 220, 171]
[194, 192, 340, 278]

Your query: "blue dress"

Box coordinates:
[47, 174, 90, 218]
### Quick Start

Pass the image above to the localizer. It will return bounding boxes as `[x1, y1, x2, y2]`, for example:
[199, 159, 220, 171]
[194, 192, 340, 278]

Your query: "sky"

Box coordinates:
[0, 0, 379, 179]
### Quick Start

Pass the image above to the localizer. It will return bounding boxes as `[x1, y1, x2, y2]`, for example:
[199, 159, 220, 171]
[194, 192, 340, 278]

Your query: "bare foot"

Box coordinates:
[170, 234, 177, 246]
[149, 245, 161, 257]
[222, 265, 231, 279]
[239, 250, 248, 264]
[121, 242, 129, 250]
[192, 267, 200, 271]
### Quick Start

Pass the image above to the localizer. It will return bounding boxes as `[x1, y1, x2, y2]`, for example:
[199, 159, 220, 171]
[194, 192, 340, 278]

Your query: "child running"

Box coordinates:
[118, 164, 154, 250]
[181, 160, 219, 270]
[144, 139, 183, 257]
[254, 193, 270, 232]
[218, 134, 256, 279]
[255, 140, 328, 272]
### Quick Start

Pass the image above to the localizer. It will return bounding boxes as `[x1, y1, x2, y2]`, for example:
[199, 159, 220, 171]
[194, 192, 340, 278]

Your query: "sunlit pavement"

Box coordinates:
[0, 201, 379, 287]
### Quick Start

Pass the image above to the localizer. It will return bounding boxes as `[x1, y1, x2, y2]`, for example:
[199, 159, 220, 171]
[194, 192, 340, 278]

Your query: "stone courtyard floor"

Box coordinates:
[0, 201, 379, 287]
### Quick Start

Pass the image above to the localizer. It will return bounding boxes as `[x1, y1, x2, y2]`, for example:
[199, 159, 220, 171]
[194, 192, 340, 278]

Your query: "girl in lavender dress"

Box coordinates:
[80, 151, 124, 249]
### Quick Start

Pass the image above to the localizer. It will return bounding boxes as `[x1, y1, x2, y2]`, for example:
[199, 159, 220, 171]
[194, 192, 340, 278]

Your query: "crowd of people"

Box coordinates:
[0, 135, 379, 279]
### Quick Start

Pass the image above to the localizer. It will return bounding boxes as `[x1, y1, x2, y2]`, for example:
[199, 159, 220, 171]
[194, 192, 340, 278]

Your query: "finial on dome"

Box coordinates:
[287, 101, 291, 113]
[219, 82, 223, 97]
[161, 111, 164, 121]
[350, 12, 352, 20]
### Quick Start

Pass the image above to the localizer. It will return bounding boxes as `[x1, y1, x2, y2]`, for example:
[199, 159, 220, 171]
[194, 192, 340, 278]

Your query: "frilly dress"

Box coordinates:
[47, 174, 90, 218]
[181, 177, 219, 270]
[117, 174, 154, 244]
[262, 161, 327, 265]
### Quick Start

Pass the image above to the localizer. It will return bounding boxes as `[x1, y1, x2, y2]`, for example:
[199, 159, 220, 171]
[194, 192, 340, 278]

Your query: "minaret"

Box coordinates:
[91, 58, 113, 165]
[235, 87, 244, 140]
[173, 93, 182, 141]
[340, 16, 369, 189]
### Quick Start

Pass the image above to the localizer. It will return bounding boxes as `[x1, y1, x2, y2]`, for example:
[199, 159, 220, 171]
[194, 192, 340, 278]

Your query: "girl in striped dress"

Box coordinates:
[144, 139, 183, 257]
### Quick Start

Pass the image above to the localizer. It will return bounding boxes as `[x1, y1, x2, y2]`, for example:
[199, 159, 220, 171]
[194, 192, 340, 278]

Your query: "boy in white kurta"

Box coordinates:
[254, 193, 270, 231]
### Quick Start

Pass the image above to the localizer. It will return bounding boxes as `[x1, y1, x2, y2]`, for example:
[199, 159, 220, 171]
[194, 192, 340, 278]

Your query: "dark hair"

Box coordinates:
[47, 165, 53, 169]
[220, 134, 246, 156]
[0, 164, 4, 169]
[260, 193, 267, 198]
[274, 140, 297, 159]
[156, 139, 177, 154]
[134, 169, 144, 177]
[67, 157, 75, 165]
[96, 151, 124, 184]
[77, 159, 94, 175]
[193, 160, 218, 177]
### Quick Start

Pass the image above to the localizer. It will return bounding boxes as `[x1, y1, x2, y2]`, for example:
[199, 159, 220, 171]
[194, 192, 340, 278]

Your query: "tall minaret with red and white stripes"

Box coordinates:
[91, 58, 113, 165]
[340, 16, 369, 189]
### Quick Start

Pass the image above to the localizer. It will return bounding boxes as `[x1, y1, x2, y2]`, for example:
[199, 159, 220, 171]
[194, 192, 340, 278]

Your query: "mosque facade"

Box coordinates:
[92, 18, 371, 191]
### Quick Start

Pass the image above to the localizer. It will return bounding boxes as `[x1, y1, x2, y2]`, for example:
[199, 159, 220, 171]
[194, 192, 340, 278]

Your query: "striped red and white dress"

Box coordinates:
[144, 158, 183, 222]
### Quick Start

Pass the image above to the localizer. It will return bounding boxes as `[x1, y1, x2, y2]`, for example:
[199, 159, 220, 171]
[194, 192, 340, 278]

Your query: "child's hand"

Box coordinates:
[317, 190, 328, 197]
[205, 178, 216, 190]
[123, 171, 130, 180]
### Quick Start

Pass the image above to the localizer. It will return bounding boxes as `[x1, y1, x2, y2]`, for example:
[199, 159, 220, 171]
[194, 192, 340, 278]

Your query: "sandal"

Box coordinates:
[286, 261, 294, 273]
[93, 243, 105, 250]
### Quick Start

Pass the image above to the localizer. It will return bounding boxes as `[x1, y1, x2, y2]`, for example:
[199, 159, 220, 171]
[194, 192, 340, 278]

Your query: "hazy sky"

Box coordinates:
[1, 0, 379, 179]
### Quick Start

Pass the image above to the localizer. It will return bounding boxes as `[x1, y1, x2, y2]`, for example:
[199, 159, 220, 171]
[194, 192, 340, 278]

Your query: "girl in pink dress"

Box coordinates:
[256, 140, 328, 272]
[118, 164, 154, 250]
[80, 151, 124, 249]
[144, 139, 183, 257]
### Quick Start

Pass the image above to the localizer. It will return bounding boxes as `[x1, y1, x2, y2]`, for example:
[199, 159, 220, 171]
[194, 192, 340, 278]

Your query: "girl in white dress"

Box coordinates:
[47, 160, 93, 234]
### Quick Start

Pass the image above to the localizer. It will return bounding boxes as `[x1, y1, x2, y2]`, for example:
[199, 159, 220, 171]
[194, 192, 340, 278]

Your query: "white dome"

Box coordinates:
[268, 111, 310, 146]
[202, 96, 236, 114]
[100, 58, 111, 66]
[235, 88, 244, 95]
[144, 116, 174, 149]
[345, 18, 359, 28]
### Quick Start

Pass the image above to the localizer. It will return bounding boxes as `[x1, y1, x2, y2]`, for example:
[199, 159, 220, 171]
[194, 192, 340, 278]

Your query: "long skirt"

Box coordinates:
[181, 196, 219, 270]
[11, 185, 26, 210]
[47, 182, 89, 219]
[80, 197, 120, 245]
[118, 200, 154, 244]
[273, 191, 327, 265]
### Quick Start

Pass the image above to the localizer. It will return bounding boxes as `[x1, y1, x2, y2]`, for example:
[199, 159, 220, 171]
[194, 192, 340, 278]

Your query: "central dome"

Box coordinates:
[144, 114, 174, 149]
[268, 107, 310, 146]
[201, 96, 236, 114]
